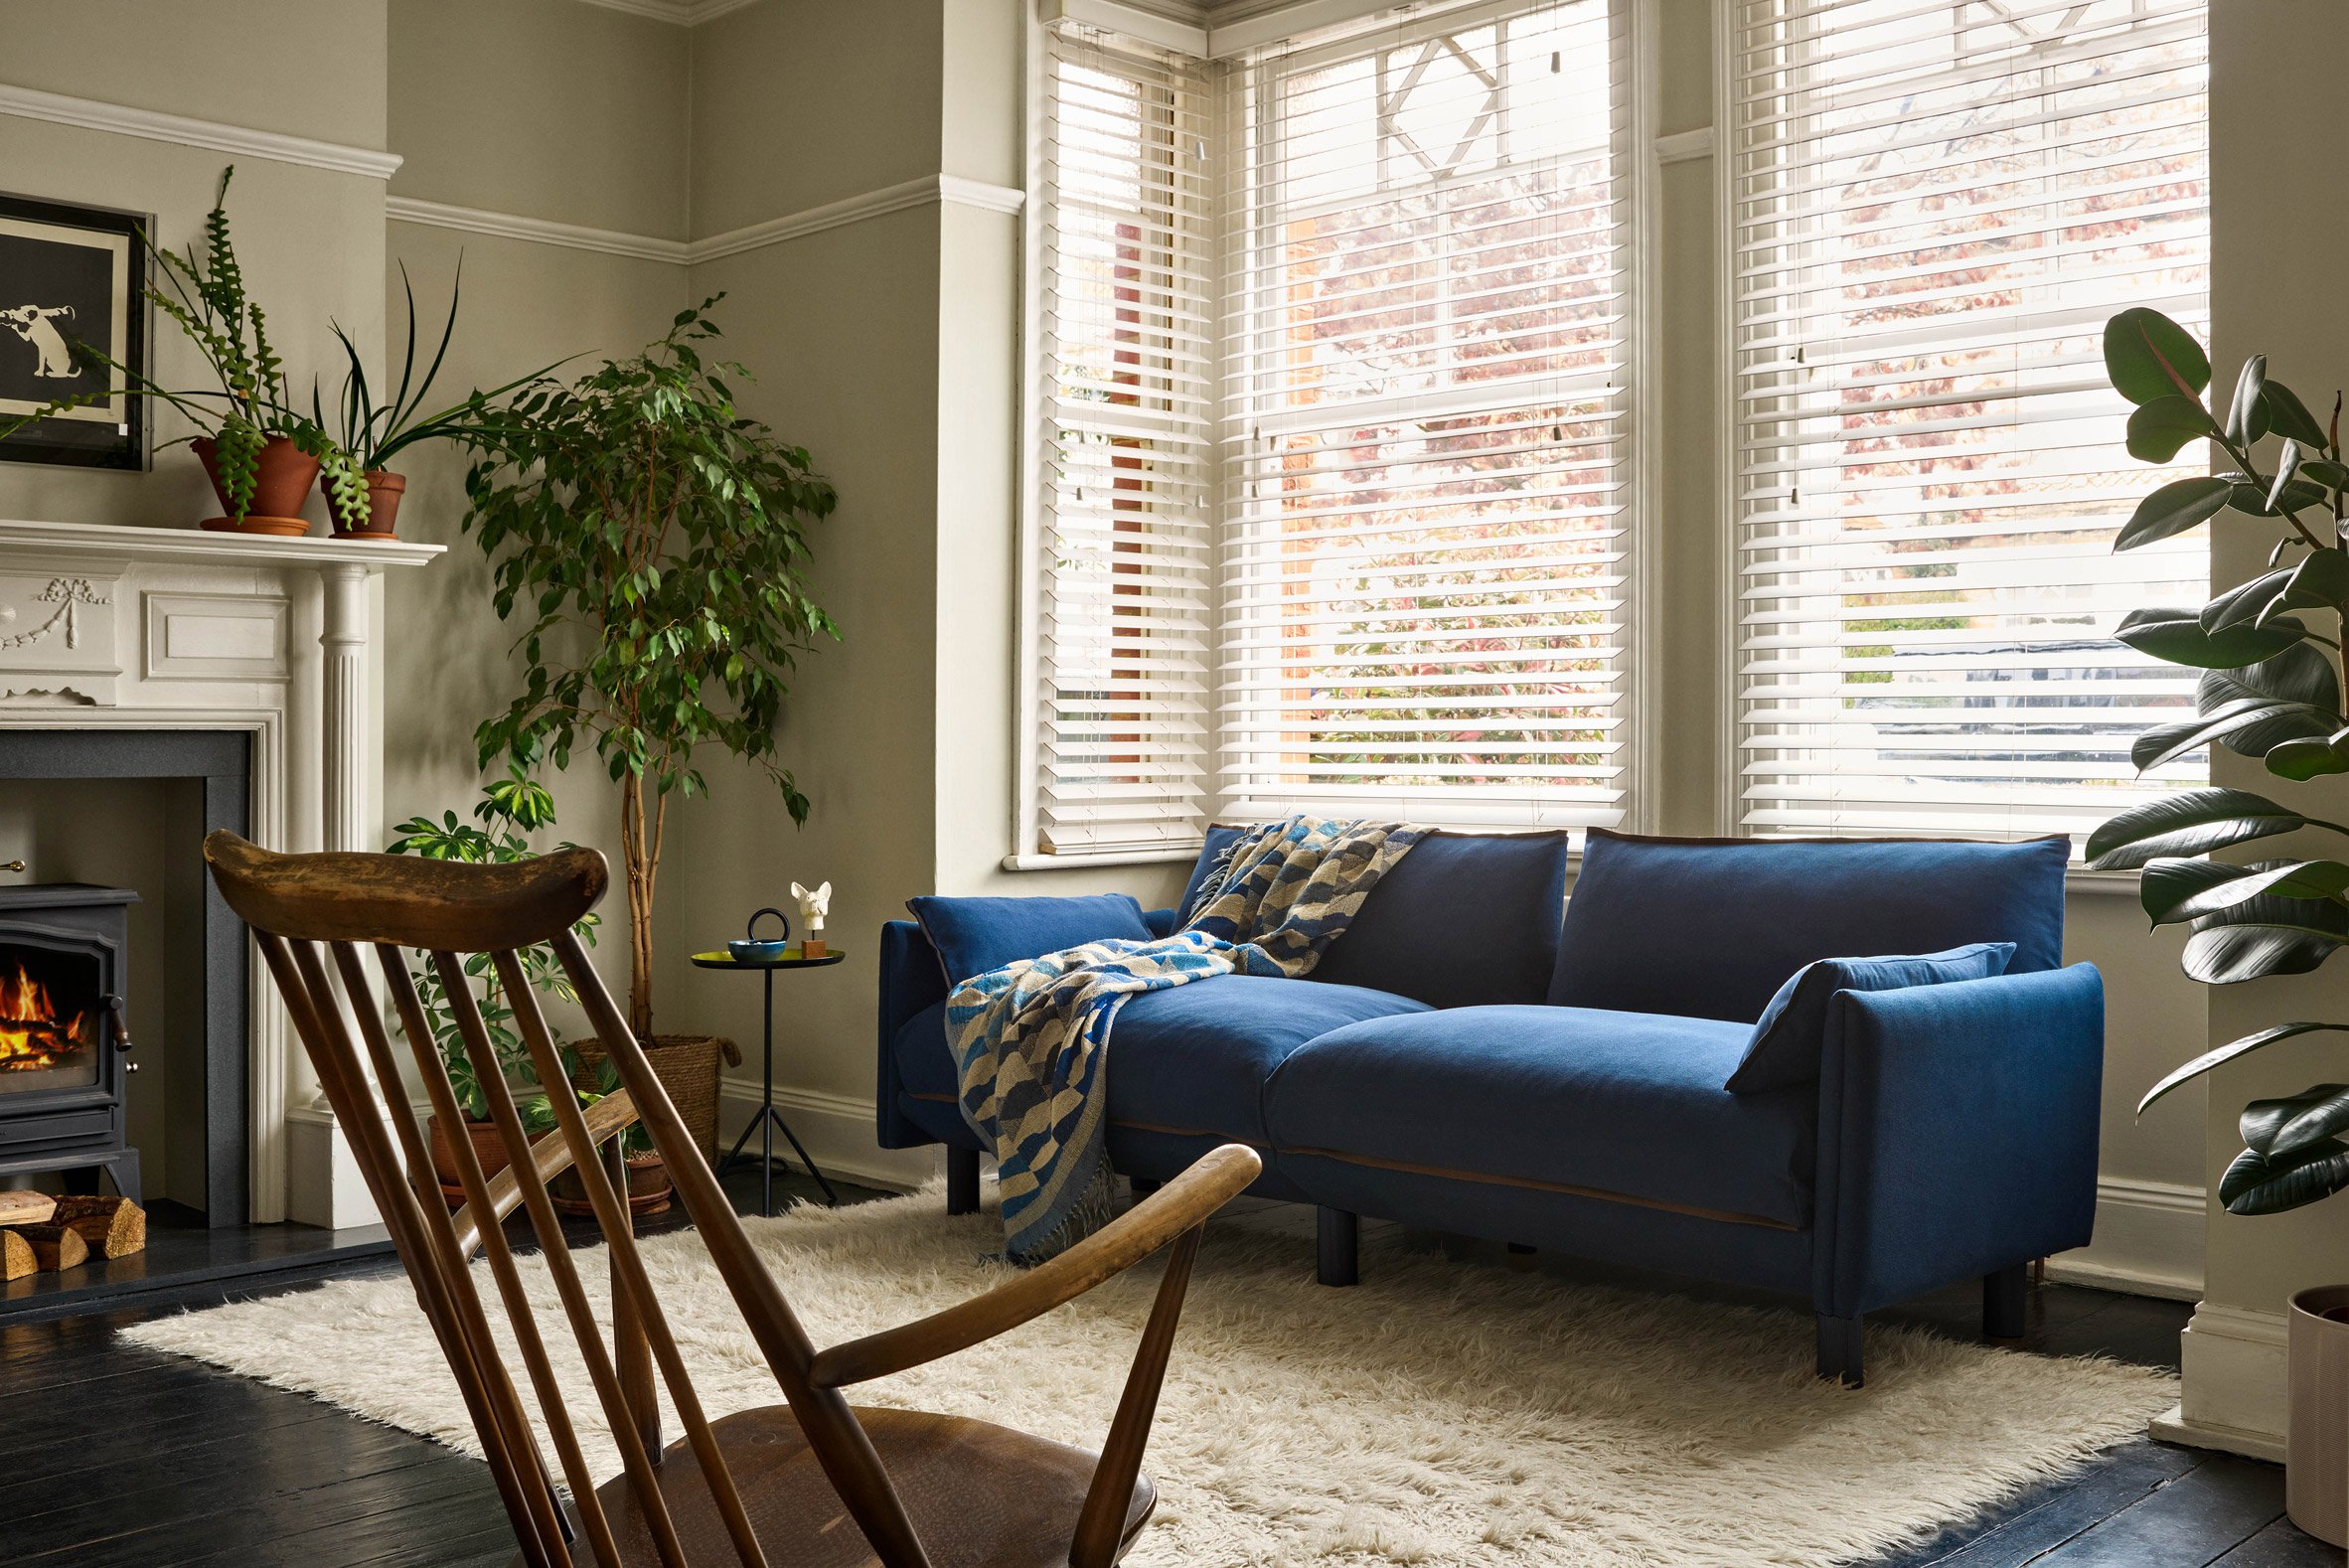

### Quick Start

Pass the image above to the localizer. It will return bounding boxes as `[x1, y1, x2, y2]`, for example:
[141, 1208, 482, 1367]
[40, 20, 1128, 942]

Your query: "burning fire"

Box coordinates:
[0, 961, 86, 1071]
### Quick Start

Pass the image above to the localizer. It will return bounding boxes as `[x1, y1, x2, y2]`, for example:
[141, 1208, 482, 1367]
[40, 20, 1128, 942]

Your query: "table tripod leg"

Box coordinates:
[770, 1111, 839, 1206]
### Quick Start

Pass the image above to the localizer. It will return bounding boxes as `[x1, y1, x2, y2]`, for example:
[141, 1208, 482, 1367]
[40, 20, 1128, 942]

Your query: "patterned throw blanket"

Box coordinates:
[948, 816, 1424, 1263]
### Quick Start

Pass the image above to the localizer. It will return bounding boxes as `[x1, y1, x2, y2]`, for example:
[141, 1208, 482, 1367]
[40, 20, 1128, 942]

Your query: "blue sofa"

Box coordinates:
[876, 828, 2103, 1385]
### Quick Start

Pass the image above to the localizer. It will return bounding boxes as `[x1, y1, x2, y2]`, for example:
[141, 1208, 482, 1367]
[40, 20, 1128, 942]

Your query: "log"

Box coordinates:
[1, 1229, 31, 1282]
[7, 1225, 87, 1273]
[54, 1195, 144, 1259]
[0, 1190, 55, 1227]
[53, 1195, 143, 1254]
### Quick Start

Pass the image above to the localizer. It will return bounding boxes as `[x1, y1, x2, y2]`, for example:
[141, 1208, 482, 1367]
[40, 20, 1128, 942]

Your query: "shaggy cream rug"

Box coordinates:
[124, 1186, 2175, 1566]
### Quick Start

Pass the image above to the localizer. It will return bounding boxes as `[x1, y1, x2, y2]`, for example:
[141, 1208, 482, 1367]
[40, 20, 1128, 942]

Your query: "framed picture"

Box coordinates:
[0, 192, 150, 471]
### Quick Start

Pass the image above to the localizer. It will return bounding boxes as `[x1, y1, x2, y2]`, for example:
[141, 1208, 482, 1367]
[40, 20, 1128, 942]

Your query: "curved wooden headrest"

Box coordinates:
[203, 831, 609, 951]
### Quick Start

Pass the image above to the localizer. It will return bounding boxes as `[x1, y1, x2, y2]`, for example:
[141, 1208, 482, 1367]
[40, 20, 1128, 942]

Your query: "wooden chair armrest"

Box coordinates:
[450, 1088, 639, 1260]
[808, 1143, 1261, 1389]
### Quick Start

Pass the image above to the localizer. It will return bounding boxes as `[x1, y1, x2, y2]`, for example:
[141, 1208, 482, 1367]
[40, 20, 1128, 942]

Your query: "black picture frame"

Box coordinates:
[0, 191, 151, 471]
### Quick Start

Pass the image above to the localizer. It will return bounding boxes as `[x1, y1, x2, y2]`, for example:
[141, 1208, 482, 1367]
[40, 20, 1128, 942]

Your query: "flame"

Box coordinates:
[0, 960, 86, 1071]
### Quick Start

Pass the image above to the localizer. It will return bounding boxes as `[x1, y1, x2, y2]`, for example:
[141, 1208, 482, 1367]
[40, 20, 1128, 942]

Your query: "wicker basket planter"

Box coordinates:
[570, 1031, 740, 1158]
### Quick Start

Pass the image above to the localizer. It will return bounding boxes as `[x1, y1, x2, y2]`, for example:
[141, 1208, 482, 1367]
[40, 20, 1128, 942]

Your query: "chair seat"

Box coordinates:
[532, 1404, 1156, 1567]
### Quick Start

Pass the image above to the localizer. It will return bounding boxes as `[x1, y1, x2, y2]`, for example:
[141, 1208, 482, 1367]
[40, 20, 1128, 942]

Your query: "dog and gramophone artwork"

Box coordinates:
[0, 191, 147, 470]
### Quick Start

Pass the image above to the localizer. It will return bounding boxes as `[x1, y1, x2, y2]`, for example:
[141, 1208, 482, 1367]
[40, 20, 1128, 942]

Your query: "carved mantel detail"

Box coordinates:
[0, 519, 443, 1228]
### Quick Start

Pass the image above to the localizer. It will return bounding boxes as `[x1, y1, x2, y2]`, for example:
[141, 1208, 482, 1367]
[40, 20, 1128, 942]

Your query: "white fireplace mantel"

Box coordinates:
[0, 517, 442, 1227]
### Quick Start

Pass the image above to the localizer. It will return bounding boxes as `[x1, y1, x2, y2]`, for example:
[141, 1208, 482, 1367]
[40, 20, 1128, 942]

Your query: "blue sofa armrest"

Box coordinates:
[1811, 963, 2104, 1318]
[875, 918, 950, 1149]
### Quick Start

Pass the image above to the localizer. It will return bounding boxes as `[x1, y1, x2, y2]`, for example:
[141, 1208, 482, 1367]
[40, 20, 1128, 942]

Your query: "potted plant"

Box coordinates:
[312, 259, 573, 541]
[459, 298, 839, 1071]
[387, 769, 667, 1212]
[2090, 306, 2349, 1544]
[0, 166, 368, 535]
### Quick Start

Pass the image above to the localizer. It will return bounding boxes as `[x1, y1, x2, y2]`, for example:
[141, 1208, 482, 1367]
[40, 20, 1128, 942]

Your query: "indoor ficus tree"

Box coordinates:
[2091, 306, 2349, 1214]
[459, 299, 839, 1041]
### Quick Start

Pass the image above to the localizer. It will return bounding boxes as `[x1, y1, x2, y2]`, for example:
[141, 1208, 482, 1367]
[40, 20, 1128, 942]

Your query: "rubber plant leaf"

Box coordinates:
[2183, 887, 2349, 984]
[2244, 1082, 2349, 1159]
[2262, 379, 2331, 449]
[2201, 567, 2295, 633]
[2106, 307, 2213, 405]
[2114, 607, 2304, 669]
[2127, 395, 2222, 463]
[2195, 645, 2340, 756]
[2139, 1023, 2349, 1115]
[2226, 354, 2271, 448]
[2219, 1139, 2349, 1215]
[2115, 476, 2233, 551]
[2084, 787, 2311, 870]
[2131, 700, 2323, 774]
[2142, 858, 2349, 925]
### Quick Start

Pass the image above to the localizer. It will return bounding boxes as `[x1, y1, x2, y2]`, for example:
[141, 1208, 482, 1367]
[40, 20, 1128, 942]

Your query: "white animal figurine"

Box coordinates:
[792, 880, 832, 957]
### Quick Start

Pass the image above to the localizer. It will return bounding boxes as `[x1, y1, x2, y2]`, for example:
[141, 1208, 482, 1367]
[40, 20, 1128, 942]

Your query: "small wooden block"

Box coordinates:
[1, 1229, 32, 1282]
[54, 1195, 144, 1259]
[7, 1224, 88, 1273]
[0, 1190, 56, 1228]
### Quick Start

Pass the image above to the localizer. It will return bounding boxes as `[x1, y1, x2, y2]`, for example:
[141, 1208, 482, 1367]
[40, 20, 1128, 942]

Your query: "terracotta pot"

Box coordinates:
[550, 1152, 674, 1219]
[2289, 1284, 2349, 1546]
[326, 469, 405, 540]
[191, 434, 318, 534]
[424, 1112, 515, 1210]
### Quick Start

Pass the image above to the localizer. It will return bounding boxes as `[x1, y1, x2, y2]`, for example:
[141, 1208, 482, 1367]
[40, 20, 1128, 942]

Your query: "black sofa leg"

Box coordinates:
[1984, 1262, 2029, 1341]
[1816, 1314, 1864, 1388]
[1131, 1176, 1161, 1197]
[945, 1147, 980, 1216]
[1317, 1206, 1358, 1287]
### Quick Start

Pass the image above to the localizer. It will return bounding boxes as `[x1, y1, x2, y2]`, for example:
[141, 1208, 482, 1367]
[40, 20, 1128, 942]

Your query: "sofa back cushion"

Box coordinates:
[1725, 942, 2015, 1094]
[1547, 831, 2067, 1022]
[906, 892, 1155, 988]
[1174, 825, 1571, 1009]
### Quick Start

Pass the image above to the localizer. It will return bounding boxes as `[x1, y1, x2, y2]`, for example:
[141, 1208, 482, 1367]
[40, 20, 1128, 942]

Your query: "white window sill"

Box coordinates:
[1001, 847, 1201, 871]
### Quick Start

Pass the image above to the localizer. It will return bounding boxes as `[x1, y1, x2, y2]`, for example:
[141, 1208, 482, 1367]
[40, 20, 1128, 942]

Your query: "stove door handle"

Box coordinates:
[102, 993, 132, 1055]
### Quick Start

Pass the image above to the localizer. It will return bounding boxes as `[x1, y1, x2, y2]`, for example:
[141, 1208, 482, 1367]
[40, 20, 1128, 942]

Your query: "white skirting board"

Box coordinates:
[2044, 1176, 2207, 1301]
[2151, 1303, 2289, 1461]
[713, 1081, 936, 1192]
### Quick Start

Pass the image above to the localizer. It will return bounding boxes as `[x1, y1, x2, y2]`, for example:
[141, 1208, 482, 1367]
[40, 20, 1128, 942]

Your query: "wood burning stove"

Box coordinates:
[0, 885, 138, 1200]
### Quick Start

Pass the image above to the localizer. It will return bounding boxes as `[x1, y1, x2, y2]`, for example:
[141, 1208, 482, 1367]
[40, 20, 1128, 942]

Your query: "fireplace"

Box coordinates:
[0, 884, 138, 1199]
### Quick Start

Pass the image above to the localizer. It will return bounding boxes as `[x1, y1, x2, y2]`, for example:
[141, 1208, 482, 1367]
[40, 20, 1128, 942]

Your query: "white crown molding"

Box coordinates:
[386, 195, 692, 263]
[0, 81, 402, 180]
[386, 175, 1025, 268]
[1655, 127, 1714, 166]
[570, 0, 762, 24]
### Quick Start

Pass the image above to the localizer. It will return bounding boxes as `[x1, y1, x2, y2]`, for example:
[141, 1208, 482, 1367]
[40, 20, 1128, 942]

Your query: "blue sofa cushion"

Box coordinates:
[1264, 1006, 1817, 1227]
[888, 974, 1427, 1146]
[1726, 942, 2015, 1095]
[1109, 975, 1429, 1143]
[905, 892, 1155, 988]
[1549, 831, 2068, 1023]
[1174, 826, 1570, 1009]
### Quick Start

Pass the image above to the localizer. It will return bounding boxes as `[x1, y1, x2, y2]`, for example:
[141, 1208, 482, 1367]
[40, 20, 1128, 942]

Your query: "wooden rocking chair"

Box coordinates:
[203, 831, 1260, 1568]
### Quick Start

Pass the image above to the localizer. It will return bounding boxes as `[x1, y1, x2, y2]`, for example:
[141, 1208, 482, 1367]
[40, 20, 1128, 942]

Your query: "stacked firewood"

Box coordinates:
[0, 1190, 145, 1280]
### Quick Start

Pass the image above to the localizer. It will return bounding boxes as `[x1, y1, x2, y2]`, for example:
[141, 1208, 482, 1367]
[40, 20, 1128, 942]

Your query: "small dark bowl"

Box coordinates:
[726, 938, 792, 962]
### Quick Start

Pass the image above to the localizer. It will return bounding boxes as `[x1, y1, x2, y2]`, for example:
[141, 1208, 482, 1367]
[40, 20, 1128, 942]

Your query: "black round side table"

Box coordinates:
[691, 943, 847, 1215]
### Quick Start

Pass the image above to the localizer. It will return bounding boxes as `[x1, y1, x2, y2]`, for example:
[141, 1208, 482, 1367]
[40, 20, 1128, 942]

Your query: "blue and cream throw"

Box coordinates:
[948, 815, 1425, 1262]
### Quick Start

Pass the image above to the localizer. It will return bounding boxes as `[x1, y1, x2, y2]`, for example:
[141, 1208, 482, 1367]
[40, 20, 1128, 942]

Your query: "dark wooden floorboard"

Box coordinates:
[3, 1164, 2329, 1567]
[2025, 1454, 2287, 1565]
[1874, 1439, 2205, 1567]
[2210, 1517, 2348, 1567]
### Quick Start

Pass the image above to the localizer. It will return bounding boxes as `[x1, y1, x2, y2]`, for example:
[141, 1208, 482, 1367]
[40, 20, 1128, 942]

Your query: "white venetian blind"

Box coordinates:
[1730, 0, 2210, 841]
[1028, 23, 1217, 855]
[1217, 0, 1636, 830]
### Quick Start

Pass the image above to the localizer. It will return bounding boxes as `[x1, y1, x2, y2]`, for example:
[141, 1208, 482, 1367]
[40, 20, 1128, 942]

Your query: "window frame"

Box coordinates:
[1011, 0, 1652, 865]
